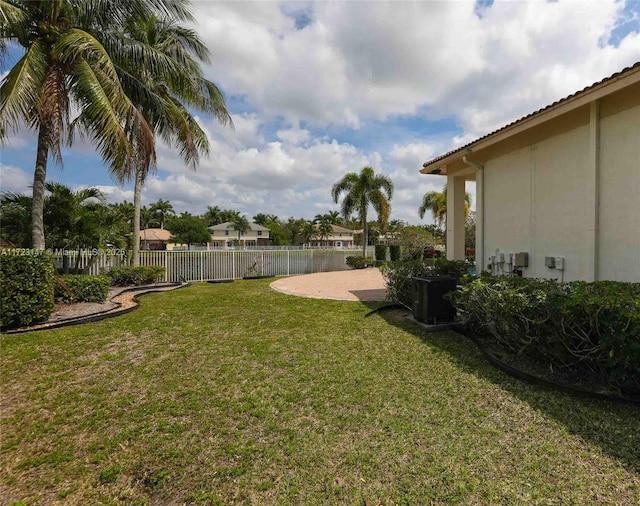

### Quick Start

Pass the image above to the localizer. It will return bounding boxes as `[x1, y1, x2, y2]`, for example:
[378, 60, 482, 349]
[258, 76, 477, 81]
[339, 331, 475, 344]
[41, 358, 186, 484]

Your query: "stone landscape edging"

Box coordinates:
[2, 282, 189, 334]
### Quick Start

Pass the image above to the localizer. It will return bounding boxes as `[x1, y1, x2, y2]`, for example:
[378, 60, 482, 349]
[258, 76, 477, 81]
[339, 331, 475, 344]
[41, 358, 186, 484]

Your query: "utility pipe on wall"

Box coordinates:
[462, 154, 484, 274]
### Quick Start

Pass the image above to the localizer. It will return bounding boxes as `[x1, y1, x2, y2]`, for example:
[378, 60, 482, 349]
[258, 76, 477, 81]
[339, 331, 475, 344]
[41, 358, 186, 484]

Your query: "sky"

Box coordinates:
[1, 0, 639, 225]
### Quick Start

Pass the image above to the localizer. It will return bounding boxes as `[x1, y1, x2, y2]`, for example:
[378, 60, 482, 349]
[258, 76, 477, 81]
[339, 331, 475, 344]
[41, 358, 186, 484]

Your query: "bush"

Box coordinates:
[0, 251, 55, 329]
[54, 275, 111, 303]
[389, 244, 401, 261]
[450, 276, 640, 393]
[104, 266, 165, 286]
[346, 256, 374, 269]
[382, 259, 469, 307]
[374, 244, 388, 262]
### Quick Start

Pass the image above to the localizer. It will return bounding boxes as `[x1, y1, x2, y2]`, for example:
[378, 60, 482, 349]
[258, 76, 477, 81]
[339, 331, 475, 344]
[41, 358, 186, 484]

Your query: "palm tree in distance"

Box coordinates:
[204, 206, 223, 226]
[149, 199, 175, 229]
[220, 209, 242, 224]
[0, 0, 188, 249]
[331, 166, 394, 257]
[230, 215, 250, 246]
[418, 184, 471, 231]
[300, 220, 317, 246]
[253, 213, 269, 226]
[317, 219, 333, 246]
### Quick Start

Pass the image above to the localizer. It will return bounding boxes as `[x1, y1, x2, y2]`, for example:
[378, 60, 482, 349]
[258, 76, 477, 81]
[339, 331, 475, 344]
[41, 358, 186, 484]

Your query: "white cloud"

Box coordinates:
[0, 164, 31, 193]
[276, 124, 310, 145]
[3, 0, 638, 226]
[193, 0, 639, 135]
[93, 185, 134, 203]
[389, 143, 439, 172]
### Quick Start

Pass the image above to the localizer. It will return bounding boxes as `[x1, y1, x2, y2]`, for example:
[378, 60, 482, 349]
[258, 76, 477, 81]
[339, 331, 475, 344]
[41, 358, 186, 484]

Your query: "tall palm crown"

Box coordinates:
[112, 12, 232, 264]
[0, 0, 189, 249]
[230, 215, 250, 243]
[149, 199, 175, 229]
[331, 166, 394, 257]
[418, 184, 471, 228]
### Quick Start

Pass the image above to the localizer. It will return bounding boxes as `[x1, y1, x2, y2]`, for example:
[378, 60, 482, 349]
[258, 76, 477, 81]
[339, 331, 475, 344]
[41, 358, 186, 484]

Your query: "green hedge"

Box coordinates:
[374, 244, 388, 262]
[389, 244, 401, 261]
[104, 266, 165, 286]
[0, 252, 55, 329]
[55, 275, 111, 303]
[450, 276, 640, 394]
[346, 256, 374, 269]
[382, 259, 469, 307]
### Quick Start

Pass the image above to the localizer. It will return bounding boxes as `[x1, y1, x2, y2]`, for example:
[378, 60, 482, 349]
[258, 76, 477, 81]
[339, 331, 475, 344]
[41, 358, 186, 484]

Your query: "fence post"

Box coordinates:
[287, 250, 290, 276]
[164, 251, 168, 282]
[232, 250, 236, 279]
[200, 251, 204, 281]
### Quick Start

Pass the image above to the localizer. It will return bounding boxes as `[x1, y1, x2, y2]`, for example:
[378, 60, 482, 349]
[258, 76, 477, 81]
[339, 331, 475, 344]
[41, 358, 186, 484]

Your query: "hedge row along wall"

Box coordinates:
[451, 276, 640, 394]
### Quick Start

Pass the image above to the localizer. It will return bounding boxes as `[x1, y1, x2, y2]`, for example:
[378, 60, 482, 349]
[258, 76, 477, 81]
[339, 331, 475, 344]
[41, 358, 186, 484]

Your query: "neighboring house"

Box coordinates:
[140, 228, 173, 251]
[421, 62, 640, 283]
[208, 222, 271, 247]
[306, 224, 355, 248]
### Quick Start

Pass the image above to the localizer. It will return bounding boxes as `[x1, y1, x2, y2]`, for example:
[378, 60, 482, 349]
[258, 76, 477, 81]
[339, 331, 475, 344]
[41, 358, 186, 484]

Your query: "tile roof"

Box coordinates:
[140, 228, 172, 241]
[422, 61, 640, 169]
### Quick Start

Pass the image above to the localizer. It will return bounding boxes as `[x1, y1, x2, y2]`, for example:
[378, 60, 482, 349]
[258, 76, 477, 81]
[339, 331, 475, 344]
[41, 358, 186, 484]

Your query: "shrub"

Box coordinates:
[382, 259, 469, 307]
[389, 244, 401, 261]
[346, 256, 374, 269]
[450, 276, 640, 393]
[0, 251, 55, 329]
[54, 275, 111, 303]
[104, 266, 165, 286]
[374, 244, 388, 262]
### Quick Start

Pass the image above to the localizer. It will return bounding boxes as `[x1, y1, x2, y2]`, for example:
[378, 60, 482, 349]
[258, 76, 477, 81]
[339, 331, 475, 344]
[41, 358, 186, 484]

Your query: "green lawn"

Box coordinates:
[1, 280, 639, 505]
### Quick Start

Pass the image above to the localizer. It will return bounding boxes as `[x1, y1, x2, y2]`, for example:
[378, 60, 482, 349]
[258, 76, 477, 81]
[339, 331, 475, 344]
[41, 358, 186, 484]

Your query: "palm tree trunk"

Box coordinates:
[361, 208, 368, 258]
[132, 168, 143, 267]
[31, 125, 50, 250]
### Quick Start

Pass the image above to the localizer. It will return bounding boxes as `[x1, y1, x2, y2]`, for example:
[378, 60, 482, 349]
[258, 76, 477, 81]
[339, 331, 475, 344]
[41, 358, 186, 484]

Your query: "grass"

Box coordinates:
[1, 279, 639, 505]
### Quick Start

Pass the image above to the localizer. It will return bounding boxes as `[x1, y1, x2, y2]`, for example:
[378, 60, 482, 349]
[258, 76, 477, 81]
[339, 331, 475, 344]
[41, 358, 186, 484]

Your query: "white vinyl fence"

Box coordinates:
[53, 249, 370, 282]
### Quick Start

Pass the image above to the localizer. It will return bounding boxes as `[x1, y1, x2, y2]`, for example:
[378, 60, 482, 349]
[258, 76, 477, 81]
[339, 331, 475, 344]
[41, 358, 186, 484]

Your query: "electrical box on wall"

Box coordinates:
[514, 252, 529, 268]
[555, 257, 565, 270]
[545, 256, 556, 268]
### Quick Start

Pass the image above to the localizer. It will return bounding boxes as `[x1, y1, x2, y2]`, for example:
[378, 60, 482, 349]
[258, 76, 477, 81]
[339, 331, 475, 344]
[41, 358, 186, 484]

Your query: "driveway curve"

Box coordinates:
[270, 268, 387, 301]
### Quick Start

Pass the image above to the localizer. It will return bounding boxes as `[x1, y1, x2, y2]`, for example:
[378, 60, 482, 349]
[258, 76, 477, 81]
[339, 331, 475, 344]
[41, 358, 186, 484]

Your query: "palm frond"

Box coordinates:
[0, 38, 48, 136]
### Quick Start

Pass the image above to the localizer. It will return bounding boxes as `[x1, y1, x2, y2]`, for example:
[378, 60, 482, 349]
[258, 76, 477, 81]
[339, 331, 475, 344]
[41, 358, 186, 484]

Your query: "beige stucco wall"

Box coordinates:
[597, 94, 640, 281]
[481, 88, 639, 282]
[210, 230, 269, 241]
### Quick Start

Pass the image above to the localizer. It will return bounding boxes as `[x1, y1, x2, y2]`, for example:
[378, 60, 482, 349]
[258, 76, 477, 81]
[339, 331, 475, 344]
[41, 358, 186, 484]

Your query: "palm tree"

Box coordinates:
[113, 12, 232, 266]
[204, 205, 223, 226]
[300, 220, 317, 246]
[316, 219, 333, 246]
[0, 0, 186, 250]
[140, 206, 158, 229]
[253, 213, 269, 226]
[149, 199, 175, 229]
[220, 209, 242, 223]
[418, 184, 471, 230]
[0, 191, 32, 247]
[230, 215, 250, 246]
[331, 166, 394, 257]
[286, 217, 305, 245]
